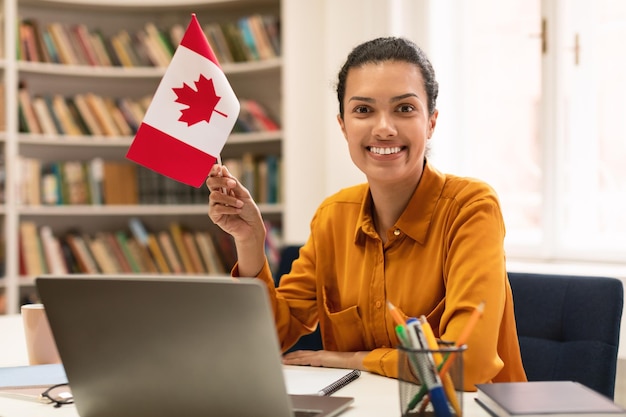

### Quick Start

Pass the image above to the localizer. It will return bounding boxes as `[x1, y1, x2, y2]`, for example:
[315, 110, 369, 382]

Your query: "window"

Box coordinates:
[432, 0, 626, 263]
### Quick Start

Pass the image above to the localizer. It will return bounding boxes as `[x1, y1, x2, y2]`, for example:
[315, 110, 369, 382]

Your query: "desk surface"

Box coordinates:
[0, 314, 489, 417]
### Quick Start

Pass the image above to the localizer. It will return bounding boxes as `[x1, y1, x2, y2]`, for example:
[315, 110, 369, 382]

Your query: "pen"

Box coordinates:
[395, 324, 411, 348]
[419, 316, 462, 417]
[406, 318, 452, 417]
[387, 301, 406, 327]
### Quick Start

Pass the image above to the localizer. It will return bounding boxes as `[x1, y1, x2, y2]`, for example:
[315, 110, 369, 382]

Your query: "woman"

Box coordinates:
[206, 37, 527, 390]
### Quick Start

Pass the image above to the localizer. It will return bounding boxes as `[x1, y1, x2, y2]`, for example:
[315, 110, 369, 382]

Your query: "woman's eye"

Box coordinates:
[397, 104, 415, 113]
[353, 105, 370, 114]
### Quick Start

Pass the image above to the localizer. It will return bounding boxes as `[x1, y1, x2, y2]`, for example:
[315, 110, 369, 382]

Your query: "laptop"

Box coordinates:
[36, 275, 354, 417]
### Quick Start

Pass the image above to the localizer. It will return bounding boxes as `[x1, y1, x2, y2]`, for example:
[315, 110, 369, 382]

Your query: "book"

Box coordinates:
[104, 97, 133, 136]
[86, 233, 119, 273]
[19, 221, 46, 276]
[31, 96, 59, 135]
[17, 87, 42, 134]
[101, 231, 133, 273]
[157, 230, 183, 273]
[51, 94, 82, 136]
[88, 157, 104, 205]
[46, 22, 79, 65]
[22, 19, 50, 63]
[168, 222, 194, 273]
[62, 161, 91, 205]
[71, 24, 100, 66]
[146, 232, 170, 273]
[65, 233, 100, 274]
[182, 230, 205, 273]
[475, 381, 626, 417]
[73, 94, 104, 136]
[102, 161, 138, 205]
[89, 29, 113, 66]
[65, 97, 92, 135]
[128, 217, 159, 273]
[39, 225, 68, 275]
[0, 364, 67, 389]
[19, 21, 40, 62]
[84, 93, 120, 137]
[203, 22, 234, 64]
[283, 368, 360, 396]
[246, 14, 276, 60]
[114, 231, 141, 273]
[194, 231, 225, 274]
[40, 27, 60, 63]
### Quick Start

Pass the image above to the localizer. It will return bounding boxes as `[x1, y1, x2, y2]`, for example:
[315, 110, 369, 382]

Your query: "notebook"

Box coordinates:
[475, 381, 626, 417]
[36, 275, 354, 417]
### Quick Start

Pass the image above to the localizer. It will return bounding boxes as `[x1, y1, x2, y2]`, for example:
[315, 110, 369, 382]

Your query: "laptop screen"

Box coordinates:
[37, 275, 352, 417]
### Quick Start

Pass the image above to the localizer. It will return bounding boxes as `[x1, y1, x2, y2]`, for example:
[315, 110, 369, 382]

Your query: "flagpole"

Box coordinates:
[216, 154, 228, 195]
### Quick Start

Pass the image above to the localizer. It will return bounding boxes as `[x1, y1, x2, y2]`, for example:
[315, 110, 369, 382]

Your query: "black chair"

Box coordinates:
[275, 245, 323, 352]
[508, 272, 624, 399]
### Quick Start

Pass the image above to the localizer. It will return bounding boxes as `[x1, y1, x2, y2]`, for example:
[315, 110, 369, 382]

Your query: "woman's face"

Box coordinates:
[337, 60, 438, 187]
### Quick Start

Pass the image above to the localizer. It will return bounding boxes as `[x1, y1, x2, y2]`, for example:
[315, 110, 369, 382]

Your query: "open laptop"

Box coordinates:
[36, 275, 354, 417]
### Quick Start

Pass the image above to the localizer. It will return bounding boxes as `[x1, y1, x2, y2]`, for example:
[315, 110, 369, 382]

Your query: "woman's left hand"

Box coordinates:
[282, 350, 368, 371]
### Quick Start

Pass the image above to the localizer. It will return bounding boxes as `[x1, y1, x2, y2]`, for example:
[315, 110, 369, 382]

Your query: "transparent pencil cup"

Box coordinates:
[398, 343, 465, 417]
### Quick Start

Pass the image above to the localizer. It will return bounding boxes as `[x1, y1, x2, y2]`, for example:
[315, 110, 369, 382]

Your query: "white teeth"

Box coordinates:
[369, 146, 401, 155]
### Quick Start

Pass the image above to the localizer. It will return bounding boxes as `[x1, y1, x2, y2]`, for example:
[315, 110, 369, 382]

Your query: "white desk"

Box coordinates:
[0, 314, 489, 417]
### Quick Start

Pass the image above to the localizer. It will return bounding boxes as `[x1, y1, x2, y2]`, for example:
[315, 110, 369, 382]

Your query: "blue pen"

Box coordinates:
[406, 318, 452, 417]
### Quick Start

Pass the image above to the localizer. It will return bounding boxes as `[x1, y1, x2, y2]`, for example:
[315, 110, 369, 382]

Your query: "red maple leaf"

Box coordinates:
[172, 74, 228, 126]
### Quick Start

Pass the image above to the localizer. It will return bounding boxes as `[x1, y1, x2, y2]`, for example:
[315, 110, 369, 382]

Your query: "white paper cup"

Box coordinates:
[21, 303, 61, 365]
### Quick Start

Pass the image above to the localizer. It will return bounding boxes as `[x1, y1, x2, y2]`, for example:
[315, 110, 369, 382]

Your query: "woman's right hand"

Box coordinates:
[206, 165, 263, 240]
[206, 164, 267, 276]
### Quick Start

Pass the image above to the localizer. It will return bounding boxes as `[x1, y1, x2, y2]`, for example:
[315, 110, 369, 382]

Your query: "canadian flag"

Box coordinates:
[126, 14, 240, 187]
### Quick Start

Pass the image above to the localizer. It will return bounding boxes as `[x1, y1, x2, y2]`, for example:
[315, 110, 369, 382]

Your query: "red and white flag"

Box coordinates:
[126, 14, 240, 187]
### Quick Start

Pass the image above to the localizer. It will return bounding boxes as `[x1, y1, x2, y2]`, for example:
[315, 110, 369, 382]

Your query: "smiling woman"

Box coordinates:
[206, 37, 527, 391]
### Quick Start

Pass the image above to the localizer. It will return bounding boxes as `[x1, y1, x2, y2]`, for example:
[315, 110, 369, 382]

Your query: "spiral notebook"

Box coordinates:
[285, 367, 361, 396]
[37, 275, 354, 417]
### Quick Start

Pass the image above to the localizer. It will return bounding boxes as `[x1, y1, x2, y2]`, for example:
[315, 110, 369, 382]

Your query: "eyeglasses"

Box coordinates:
[40, 383, 74, 408]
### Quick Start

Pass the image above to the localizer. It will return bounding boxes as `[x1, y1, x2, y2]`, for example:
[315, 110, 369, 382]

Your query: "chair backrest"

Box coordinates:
[276, 245, 323, 352]
[508, 272, 624, 399]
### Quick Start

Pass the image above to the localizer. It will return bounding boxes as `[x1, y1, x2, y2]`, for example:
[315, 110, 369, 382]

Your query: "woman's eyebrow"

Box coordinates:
[348, 96, 374, 103]
[390, 93, 419, 102]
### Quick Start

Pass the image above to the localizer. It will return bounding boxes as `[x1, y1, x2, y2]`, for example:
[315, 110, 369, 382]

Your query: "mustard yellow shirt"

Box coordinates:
[237, 161, 527, 390]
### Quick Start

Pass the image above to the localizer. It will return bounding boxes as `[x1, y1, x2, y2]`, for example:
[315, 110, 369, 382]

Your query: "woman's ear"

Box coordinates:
[337, 114, 348, 140]
[428, 109, 439, 139]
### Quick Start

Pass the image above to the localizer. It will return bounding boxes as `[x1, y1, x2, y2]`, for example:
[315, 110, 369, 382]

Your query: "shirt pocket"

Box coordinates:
[321, 287, 366, 351]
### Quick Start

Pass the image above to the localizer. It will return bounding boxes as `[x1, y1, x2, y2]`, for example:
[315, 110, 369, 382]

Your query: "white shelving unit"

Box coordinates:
[0, 0, 283, 314]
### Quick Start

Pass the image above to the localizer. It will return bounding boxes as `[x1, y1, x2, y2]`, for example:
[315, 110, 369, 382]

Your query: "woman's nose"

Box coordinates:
[372, 113, 397, 138]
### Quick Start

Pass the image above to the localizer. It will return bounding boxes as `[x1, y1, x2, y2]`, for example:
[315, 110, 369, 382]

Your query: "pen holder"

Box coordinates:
[398, 343, 465, 417]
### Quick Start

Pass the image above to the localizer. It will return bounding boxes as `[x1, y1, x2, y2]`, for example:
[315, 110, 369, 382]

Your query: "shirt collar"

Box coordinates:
[354, 160, 446, 245]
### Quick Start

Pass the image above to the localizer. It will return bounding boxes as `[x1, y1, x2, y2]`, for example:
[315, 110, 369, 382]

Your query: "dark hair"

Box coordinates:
[336, 37, 439, 119]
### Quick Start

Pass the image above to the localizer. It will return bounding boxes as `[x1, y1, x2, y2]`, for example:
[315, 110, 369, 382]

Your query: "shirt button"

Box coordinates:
[393, 229, 401, 236]
[375, 300, 382, 309]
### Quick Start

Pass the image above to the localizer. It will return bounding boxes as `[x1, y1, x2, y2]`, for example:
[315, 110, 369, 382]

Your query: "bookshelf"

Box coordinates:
[0, 0, 284, 314]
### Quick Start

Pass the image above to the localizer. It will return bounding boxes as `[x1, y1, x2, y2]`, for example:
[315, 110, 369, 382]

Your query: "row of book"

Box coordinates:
[17, 157, 209, 206]
[17, 83, 280, 137]
[17, 154, 283, 207]
[19, 219, 233, 277]
[17, 14, 280, 68]
[18, 218, 283, 278]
